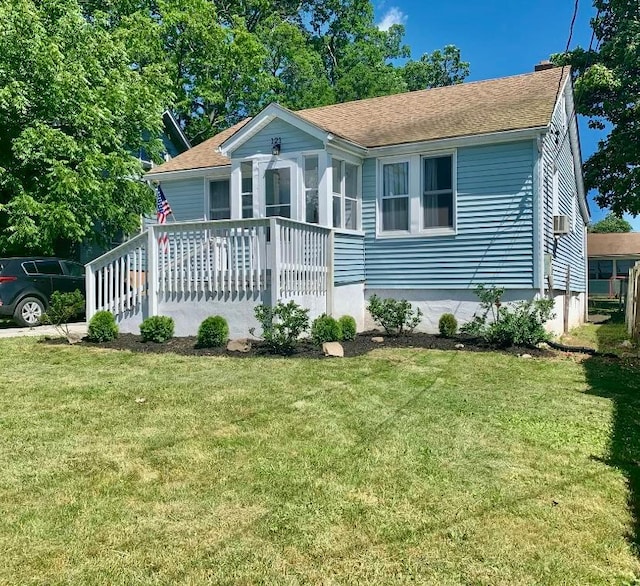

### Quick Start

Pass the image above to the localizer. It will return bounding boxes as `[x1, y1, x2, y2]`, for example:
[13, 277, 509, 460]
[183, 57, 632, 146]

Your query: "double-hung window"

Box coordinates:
[423, 155, 454, 229]
[209, 180, 231, 220]
[332, 158, 361, 230]
[381, 161, 409, 232]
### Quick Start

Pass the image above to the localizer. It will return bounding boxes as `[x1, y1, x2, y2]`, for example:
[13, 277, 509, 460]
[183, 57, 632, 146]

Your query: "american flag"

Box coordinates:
[156, 184, 172, 223]
[155, 185, 172, 250]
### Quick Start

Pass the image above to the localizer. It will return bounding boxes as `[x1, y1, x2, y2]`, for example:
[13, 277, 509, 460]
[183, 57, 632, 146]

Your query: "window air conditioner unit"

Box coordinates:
[553, 214, 570, 236]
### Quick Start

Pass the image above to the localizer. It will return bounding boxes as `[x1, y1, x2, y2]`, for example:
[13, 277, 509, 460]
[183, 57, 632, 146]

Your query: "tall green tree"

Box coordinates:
[0, 0, 167, 256]
[588, 212, 632, 233]
[96, 0, 468, 144]
[554, 0, 640, 215]
[402, 45, 470, 91]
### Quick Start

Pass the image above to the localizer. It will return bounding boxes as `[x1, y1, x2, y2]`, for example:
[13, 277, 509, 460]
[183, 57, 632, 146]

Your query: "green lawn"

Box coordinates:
[564, 299, 631, 354]
[1, 338, 639, 585]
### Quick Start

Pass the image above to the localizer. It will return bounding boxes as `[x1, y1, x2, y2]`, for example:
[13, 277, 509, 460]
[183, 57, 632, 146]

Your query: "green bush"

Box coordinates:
[367, 294, 422, 336]
[41, 290, 85, 336]
[338, 315, 357, 341]
[88, 311, 119, 342]
[461, 285, 554, 347]
[139, 315, 175, 343]
[250, 301, 309, 354]
[438, 313, 458, 337]
[311, 314, 342, 345]
[197, 315, 229, 348]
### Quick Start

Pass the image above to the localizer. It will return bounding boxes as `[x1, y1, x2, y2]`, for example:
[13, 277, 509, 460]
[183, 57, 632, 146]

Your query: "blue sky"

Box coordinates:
[374, 0, 632, 228]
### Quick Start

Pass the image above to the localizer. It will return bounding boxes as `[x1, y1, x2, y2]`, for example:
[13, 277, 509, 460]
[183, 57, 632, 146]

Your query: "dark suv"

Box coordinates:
[0, 258, 85, 327]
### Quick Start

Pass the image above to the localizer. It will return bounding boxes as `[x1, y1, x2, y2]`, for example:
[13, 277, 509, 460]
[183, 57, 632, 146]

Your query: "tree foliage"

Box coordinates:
[91, 0, 469, 143]
[554, 0, 640, 215]
[0, 0, 470, 256]
[588, 212, 632, 232]
[0, 0, 166, 256]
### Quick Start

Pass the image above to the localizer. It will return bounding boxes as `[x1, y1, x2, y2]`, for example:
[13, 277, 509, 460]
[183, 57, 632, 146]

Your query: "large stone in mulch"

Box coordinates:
[322, 341, 344, 357]
[227, 338, 252, 353]
[371, 336, 384, 343]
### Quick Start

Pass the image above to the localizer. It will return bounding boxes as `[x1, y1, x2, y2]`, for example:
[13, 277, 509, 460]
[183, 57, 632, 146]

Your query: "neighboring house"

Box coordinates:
[588, 233, 640, 297]
[86, 64, 589, 337]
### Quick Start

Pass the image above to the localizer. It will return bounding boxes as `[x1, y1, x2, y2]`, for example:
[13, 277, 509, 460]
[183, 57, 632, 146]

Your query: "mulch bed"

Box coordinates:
[45, 331, 554, 359]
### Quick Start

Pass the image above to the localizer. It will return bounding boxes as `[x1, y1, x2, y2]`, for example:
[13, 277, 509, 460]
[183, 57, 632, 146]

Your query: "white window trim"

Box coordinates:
[376, 149, 457, 238]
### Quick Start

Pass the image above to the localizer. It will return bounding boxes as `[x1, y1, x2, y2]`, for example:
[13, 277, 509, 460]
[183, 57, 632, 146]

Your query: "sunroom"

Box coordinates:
[85, 105, 367, 337]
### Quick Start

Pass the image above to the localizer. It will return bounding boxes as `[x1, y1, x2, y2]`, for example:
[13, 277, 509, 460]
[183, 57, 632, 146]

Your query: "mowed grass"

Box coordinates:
[0, 339, 639, 585]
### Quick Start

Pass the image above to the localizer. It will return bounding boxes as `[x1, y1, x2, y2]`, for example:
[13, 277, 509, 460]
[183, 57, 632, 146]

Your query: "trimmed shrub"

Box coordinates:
[338, 315, 357, 341]
[438, 313, 458, 337]
[367, 294, 423, 336]
[41, 290, 85, 336]
[88, 311, 119, 342]
[461, 285, 555, 347]
[139, 315, 174, 343]
[311, 314, 342, 345]
[197, 315, 229, 348]
[250, 301, 310, 354]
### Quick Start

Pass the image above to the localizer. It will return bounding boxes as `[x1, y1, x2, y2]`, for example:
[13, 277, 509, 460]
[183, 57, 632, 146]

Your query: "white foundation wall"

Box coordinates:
[116, 290, 330, 338]
[545, 291, 587, 335]
[333, 283, 366, 331]
[364, 288, 542, 334]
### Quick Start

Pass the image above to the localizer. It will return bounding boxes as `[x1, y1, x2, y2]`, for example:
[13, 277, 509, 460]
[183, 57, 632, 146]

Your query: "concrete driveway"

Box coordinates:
[0, 322, 87, 339]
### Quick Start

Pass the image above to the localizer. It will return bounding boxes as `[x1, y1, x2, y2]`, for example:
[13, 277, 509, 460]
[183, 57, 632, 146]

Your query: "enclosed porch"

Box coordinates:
[85, 217, 365, 337]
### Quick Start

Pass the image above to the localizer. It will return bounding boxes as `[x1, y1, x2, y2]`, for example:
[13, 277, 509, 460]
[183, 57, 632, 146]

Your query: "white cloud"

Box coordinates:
[377, 7, 407, 31]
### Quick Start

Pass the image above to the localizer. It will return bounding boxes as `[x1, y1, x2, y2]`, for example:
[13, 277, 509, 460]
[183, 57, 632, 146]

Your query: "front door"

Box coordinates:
[261, 160, 295, 219]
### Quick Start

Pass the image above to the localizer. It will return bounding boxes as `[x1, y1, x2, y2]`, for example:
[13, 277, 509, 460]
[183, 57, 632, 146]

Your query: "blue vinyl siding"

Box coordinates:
[363, 141, 536, 289]
[233, 119, 323, 159]
[542, 90, 587, 292]
[158, 177, 206, 222]
[334, 232, 365, 285]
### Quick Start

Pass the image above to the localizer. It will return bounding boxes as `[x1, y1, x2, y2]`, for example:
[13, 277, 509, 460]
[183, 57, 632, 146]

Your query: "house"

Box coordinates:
[588, 233, 640, 298]
[85, 64, 589, 337]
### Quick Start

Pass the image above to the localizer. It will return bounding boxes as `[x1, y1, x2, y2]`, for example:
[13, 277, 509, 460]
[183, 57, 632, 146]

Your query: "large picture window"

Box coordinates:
[381, 162, 409, 232]
[423, 155, 453, 229]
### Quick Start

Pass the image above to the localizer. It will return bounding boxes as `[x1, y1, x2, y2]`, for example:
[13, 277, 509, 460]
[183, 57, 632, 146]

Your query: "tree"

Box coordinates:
[554, 0, 640, 215]
[402, 45, 470, 91]
[0, 0, 167, 257]
[588, 212, 632, 233]
[94, 0, 468, 144]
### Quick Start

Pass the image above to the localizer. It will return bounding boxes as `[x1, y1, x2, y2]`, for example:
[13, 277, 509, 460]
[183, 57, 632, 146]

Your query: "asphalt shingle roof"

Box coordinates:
[149, 67, 568, 176]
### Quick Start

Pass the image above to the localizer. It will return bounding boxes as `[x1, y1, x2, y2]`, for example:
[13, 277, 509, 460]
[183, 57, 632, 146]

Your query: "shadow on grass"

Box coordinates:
[584, 320, 640, 557]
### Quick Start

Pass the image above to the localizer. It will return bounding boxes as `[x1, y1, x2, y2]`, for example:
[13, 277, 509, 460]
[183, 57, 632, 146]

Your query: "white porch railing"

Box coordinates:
[86, 217, 333, 322]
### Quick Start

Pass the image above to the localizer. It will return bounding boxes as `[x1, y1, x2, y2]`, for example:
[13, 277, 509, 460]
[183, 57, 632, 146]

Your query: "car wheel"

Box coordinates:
[14, 297, 45, 327]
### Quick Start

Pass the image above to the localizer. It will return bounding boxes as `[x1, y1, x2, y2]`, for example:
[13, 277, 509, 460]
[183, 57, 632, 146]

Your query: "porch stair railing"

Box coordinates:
[86, 217, 333, 322]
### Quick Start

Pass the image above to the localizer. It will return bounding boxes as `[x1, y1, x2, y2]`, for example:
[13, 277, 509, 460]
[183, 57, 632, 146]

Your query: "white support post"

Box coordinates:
[270, 217, 281, 306]
[326, 229, 334, 315]
[147, 225, 159, 316]
[85, 263, 95, 322]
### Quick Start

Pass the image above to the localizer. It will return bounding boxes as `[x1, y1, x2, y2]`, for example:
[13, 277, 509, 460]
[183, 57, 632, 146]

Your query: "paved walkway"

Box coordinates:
[0, 322, 88, 339]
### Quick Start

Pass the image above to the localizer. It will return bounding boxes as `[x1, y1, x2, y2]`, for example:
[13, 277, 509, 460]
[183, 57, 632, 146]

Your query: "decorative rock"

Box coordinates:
[520, 353, 533, 359]
[66, 332, 83, 345]
[322, 341, 344, 358]
[371, 337, 384, 343]
[227, 338, 252, 353]
[454, 343, 465, 349]
[536, 342, 550, 350]
[620, 340, 633, 348]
